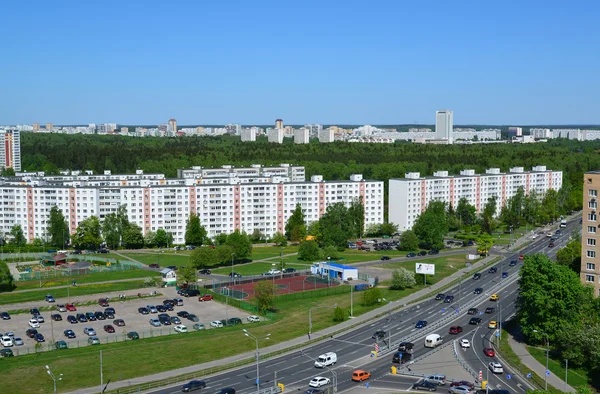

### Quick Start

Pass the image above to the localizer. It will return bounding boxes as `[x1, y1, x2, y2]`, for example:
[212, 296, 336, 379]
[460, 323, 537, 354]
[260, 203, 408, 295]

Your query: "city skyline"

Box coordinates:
[1, 1, 599, 125]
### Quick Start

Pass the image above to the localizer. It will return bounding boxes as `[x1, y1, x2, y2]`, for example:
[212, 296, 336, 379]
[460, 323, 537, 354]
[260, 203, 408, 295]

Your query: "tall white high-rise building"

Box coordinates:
[435, 110, 453, 143]
[268, 128, 283, 144]
[294, 128, 309, 144]
[319, 128, 335, 143]
[241, 129, 256, 142]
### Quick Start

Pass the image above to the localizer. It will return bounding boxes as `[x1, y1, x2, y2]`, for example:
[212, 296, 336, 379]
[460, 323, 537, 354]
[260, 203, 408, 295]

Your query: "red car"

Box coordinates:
[66, 304, 77, 311]
[99, 298, 109, 307]
[519, 254, 524, 260]
[450, 381, 475, 388]
[199, 294, 214, 302]
[449, 325, 463, 334]
[483, 347, 495, 357]
[103, 325, 115, 333]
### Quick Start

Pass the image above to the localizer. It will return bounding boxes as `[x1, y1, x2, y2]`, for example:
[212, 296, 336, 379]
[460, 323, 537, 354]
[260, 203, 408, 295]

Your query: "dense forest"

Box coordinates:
[19, 133, 600, 211]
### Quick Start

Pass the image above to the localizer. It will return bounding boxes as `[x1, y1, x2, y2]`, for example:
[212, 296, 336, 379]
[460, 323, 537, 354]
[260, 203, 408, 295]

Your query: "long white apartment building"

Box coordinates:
[1, 166, 383, 244]
[389, 166, 562, 231]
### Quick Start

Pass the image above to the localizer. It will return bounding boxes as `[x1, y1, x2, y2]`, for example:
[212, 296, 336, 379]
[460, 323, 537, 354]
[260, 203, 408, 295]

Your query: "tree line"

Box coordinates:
[17, 134, 599, 217]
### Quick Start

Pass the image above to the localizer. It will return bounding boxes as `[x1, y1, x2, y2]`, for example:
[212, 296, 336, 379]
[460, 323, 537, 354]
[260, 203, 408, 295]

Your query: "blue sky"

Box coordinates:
[1, 1, 598, 125]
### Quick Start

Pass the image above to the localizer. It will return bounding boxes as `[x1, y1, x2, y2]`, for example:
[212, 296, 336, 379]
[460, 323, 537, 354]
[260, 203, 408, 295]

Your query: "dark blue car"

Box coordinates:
[415, 320, 428, 329]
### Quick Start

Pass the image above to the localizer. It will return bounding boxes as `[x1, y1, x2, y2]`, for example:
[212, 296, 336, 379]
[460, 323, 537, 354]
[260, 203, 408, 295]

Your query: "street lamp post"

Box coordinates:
[231, 253, 235, 284]
[223, 287, 229, 323]
[533, 330, 550, 390]
[243, 329, 270, 394]
[45, 365, 62, 394]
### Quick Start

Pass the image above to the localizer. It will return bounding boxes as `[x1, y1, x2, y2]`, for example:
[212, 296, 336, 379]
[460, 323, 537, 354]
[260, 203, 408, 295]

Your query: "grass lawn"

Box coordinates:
[250, 245, 299, 261]
[119, 252, 191, 267]
[211, 261, 312, 276]
[1, 249, 467, 394]
[374, 255, 474, 286]
[15, 269, 160, 291]
[0, 280, 151, 307]
[528, 347, 593, 390]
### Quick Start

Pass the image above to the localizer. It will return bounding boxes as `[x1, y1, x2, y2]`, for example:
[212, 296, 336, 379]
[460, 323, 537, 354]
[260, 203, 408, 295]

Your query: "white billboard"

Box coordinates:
[416, 263, 435, 275]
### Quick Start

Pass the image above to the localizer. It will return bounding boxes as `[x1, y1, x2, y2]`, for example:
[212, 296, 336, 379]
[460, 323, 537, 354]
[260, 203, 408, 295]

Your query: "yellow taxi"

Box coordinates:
[488, 321, 497, 329]
[489, 294, 499, 302]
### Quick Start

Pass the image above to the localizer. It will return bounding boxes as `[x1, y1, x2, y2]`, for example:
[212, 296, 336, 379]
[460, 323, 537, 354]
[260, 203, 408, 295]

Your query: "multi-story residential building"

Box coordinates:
[1, 166, 383, 244]
[435, 110, 453, 143]
[581, 172, 600, 297]
[294, 128, 309, 144]
[0, 129, 21, 171]
[45, 123, 53, 131]
[268, 128, 283, 144]
[275, 119, 284, 129]
[168, 119, 177, 133]
[389, 166, 562, 231]
[507, 127, 523, 138]
[32, 123, 40, 132]
[319, 128, 335, 143]
[241, 128, 256, 142]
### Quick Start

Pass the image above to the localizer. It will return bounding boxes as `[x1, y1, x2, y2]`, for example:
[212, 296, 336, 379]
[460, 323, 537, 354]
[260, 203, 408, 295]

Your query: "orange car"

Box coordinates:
[352, 370, 371, 382]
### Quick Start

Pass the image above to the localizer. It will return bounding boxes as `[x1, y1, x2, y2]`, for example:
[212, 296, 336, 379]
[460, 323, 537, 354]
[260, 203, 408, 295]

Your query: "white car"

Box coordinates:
[174, 324, 188, 333]
[449, 386, 474, 394]
[28, 319, 40, 328]
[34, 314, 45, 323]
[56, 304, 67, 312]
[13, 337, 23, 346]
[309, 377, 331, 388]
[247, 315, 260, 323]
[83, 327, 96, 336]
[0, 336, 13, 347]
[267, 269, 281, 275]
[459, 339, 471, 348]
[210, 320, 224, 328]
[489, 362, 504, 374]
[147, 305, 158, 313]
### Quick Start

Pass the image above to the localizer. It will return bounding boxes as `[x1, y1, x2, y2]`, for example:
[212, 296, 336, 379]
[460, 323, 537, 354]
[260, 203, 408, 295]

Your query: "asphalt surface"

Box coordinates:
[144, 220, 578, 394]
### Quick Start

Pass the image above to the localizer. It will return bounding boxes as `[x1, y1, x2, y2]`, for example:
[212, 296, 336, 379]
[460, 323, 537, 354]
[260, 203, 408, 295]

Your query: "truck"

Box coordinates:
[398, 341, 414, 354]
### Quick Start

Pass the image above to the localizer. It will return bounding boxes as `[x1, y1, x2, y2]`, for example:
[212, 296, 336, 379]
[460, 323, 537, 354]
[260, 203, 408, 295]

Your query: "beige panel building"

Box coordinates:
[582, 172, 600, 297]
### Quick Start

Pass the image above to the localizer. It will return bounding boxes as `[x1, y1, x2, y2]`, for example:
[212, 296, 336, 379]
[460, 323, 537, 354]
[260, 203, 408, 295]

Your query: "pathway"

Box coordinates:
[507, 335, 575, 392]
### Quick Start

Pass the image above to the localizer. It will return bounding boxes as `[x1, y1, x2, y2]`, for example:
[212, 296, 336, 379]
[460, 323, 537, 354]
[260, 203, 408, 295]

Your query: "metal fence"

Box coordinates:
[14, 258, 144, 282]
[204, 270, 312, 290]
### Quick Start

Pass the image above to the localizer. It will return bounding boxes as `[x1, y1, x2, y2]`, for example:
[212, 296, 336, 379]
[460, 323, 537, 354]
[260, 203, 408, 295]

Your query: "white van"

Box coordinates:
[424, 334, 443, 348]
[560, 220, 567, 228]
[314, 352, 337, 368]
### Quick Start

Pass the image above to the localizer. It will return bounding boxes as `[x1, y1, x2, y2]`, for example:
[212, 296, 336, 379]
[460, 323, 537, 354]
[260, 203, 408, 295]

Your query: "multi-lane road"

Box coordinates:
[148, 220, 578, 394]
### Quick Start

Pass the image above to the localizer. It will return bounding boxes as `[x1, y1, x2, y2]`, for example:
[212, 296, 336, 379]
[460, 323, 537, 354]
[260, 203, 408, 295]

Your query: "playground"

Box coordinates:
[214, 275, 338, 300]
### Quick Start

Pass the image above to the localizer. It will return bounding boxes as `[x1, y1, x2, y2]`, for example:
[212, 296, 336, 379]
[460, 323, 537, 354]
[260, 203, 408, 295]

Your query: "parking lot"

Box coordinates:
[0, 287, 256, 355]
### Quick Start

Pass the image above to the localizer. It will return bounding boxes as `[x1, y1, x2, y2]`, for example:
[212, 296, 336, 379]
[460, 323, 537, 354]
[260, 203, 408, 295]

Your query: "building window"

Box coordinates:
[588, 239, 597, 246]
[590, 189, 598, 197]
[588, 213, 597, 221]
[586, 274, 595, 283]
[590, 201, 598, 209]
[587, 263, 596, 271]
[587, 250, 596, 258]
[588, 226, 597, 234]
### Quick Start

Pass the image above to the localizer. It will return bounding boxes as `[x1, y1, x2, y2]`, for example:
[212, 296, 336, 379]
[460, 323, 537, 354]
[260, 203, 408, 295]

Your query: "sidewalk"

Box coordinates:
[507, 335, 575, 392]
[66, 250, 505, 394]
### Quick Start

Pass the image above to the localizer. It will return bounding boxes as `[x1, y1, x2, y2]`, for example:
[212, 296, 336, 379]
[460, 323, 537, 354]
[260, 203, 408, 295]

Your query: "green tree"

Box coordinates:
[144, 231, 156, 248]
[333, 306, 345, 322]
[216, 244, 236, 265]
[0, 262, 15, 292]
[272, 232, 288, 247]
[480, 196, 498, 234]
[556, 240, 581, 273]
[412, 201, 448, 250]
[446, 203, 460, 232]
[390, 268, 416, 290]
[399, 230, 419, 251]
[190, 246, 220, 269]
[365, 223, 381, 237]
[500, 186, 526, 229]
[319, 202, 353, 249]
[154, 228, 168, 248]
[322, 245, 341, 261]
[102, 213, 120, 249]
[250, 229, 264, 243]
[476, 233, 494, 255]
[178, 265, 197, 286]
[456, 197, 477, 227]
[380, 223, 399, 236]
[285, 204, 307, 242]
[361, 287, 383, 306]
[539, 189, 559, 224]
[71, 216, 103, 250]
[47, 205, 70, 248]
[122, 223, 144, 249]
[298, 240, 320, 261]
[185, 212, 207, 246]
[348, 197, 365, 238]
[254, 281, 277, 313]
[225, 230, 252, 261]
[517, 254, 595, 345]
[9, 224, 26, 247]
[214, 233, 228, 246]
[523, 189, 541, 226]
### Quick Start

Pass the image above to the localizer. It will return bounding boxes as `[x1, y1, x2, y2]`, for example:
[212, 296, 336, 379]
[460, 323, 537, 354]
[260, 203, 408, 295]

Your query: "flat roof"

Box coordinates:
[325, 262, 357, 270]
